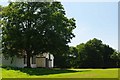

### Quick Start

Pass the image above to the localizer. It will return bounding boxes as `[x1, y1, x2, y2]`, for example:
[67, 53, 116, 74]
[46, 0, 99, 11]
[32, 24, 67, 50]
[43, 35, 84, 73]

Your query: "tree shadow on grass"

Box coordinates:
[2, 67, 91, 76]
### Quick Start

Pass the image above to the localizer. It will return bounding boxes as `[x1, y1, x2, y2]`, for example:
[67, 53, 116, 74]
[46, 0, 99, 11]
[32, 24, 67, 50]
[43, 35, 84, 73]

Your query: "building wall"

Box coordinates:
[48, 54, 54, 68]
[24, 56, 36, 68]
[36, 57, 46, 67]
[49, 54, 54, 68]
[2, 55, 24, 68]
[36, 53, 54, 68]
[1, 53, 54, 68]
[2, 55, 36, 68]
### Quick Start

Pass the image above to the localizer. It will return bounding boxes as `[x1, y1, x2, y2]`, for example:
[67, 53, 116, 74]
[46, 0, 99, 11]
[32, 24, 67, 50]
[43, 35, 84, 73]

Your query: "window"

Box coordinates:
[32, 56, 36, 64]
[24, 55, 27, 64]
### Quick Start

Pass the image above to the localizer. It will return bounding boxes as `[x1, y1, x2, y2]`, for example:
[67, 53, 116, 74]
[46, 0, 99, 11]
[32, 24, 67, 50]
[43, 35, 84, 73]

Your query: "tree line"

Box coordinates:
[54, 38, 120, 68]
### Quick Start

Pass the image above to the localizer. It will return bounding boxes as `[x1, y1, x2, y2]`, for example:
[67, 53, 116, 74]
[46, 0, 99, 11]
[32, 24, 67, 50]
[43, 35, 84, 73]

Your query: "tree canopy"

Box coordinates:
[1, 2, 76, 67]
[55, 38, 119, 68]
[76, 38, 117, 68]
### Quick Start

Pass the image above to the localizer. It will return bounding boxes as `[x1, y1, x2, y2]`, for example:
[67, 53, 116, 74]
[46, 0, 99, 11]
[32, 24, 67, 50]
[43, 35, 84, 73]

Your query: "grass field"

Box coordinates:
[1, 67, 118, 78]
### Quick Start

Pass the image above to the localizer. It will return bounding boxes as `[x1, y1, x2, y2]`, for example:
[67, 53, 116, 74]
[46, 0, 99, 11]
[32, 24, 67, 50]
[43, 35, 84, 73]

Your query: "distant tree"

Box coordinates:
[101, 44, 116, 68]
[54, 54, 67, 68]
[55, 38, 117, 68]
[66, 47, 78, 68]
[76, 43, 85, 52]
[76, 38, 116, 68]
[54, 46, 78, 68]
[76, 43, 87, 68]
[1, 2, 76, 68]
[111, 51, 120, 67]
[81, 38, 103, 68]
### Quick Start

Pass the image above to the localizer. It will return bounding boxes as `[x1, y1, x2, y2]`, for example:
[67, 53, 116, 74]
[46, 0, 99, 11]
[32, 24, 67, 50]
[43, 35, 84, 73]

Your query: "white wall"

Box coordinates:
[36, 58, 46, 67]
[50, 54, 54, 68]
[36, 53, 54, 68]
[24, 57, 36, 68]
[2, 53, 54, 68]
[48, 54, 54, 68]
[2, 55, 37, 68]
[2, 55, 24, 68]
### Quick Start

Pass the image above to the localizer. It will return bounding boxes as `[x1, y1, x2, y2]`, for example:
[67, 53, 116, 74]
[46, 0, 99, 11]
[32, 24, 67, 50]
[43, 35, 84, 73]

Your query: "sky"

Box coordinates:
[62, 2, 118, 50]
[0, 1, 118, 50]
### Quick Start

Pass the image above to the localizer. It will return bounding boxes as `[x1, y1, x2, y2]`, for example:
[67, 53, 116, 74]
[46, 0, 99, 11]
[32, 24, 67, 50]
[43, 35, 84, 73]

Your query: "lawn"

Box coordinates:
[1, 67, 118, 78]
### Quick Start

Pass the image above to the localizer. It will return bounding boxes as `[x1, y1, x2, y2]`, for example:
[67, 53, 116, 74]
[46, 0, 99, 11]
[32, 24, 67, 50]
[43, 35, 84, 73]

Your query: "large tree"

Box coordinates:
[1, 2, 76, 67]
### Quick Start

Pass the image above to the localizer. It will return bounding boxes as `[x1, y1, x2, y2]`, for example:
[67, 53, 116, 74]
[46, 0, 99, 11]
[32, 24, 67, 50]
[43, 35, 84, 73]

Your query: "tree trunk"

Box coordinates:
[26, 52, 31, 68]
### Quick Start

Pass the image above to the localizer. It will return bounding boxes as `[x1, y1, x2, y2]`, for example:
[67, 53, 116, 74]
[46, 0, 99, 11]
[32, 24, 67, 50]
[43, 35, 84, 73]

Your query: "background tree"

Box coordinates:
[54, 53, 67, 68]
[54, 46, 78, 68]
[101, 44, 116, 68]
[76, 43, 87, 68]
[66, 47, 78, 68]
[1, 2, 76, 68]
[111, 51, 120, 67]
[81, 38, 103, 68]
[76, 38, 116, 68]
[54, 38, 117, 68]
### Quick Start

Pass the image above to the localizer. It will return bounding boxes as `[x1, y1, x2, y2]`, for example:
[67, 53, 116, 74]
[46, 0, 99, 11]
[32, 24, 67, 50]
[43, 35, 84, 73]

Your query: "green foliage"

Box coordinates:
[54, 46, 78, 68]
[101, 44, 116, 67]
[1, 2, 76, 67]
[54, 54, 67, 68]
[76, 38, 117, 68]
[111, 51, 120, 67]
[56, 38, 118, 68]
[67, 47, 78, 67]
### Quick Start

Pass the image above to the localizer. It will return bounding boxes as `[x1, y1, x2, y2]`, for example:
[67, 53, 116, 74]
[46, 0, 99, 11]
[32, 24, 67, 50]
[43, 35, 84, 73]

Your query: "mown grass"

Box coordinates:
[1, 67, 118, 78]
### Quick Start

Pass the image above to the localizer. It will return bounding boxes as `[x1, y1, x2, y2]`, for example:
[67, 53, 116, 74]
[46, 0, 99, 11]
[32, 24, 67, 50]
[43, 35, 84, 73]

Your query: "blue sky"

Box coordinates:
[0, 1, 118, 50]
[62, 2, 118, 50]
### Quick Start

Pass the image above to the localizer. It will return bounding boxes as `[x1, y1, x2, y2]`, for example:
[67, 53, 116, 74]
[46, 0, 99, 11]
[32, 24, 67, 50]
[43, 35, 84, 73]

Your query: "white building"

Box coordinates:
[1, 53, 54, 68]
